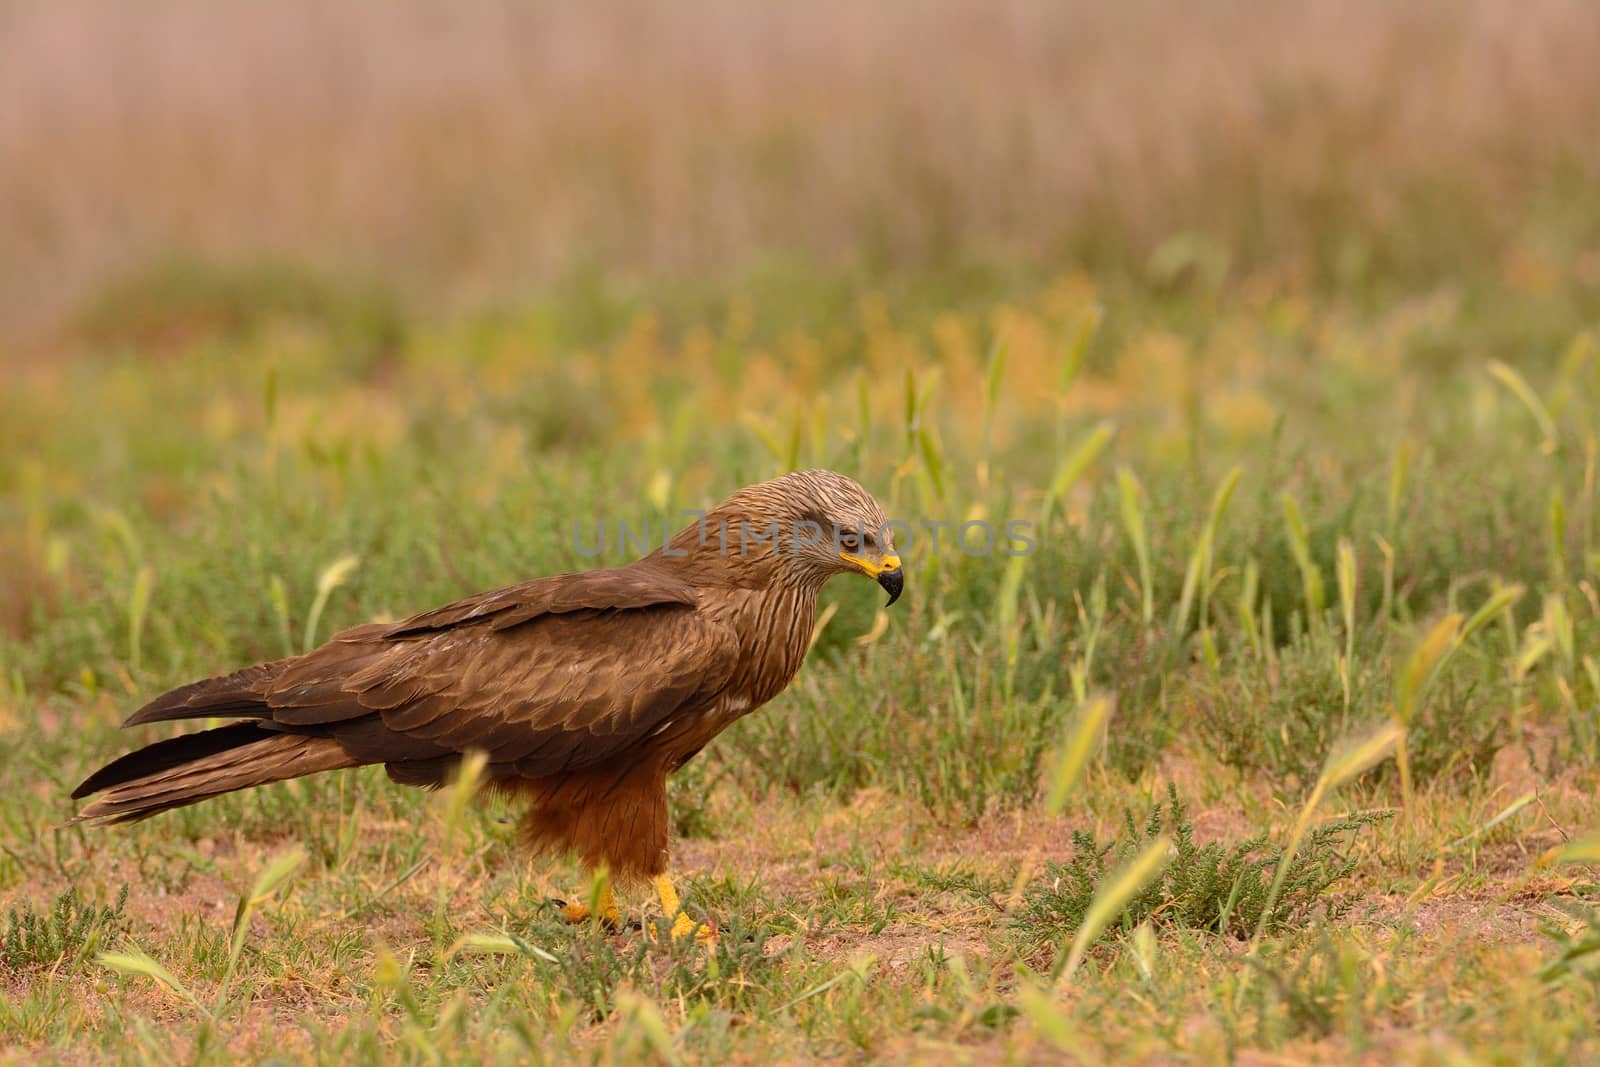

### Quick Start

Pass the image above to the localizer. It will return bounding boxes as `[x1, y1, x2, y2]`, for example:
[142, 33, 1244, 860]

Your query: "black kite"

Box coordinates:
[72, 470, 903, 940]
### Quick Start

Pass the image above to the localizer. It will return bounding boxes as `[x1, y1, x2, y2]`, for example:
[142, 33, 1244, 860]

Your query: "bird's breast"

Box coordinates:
[724, 586, 817, 708]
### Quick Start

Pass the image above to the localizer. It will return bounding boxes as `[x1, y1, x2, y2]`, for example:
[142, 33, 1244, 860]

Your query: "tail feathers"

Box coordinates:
[71, 724, 359, 825]
[72, 722, 270, 799]
[122, 662, 288, 727]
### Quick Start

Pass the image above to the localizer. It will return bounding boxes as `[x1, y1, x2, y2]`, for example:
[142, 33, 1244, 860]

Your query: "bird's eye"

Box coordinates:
[840, 532, 861, 552]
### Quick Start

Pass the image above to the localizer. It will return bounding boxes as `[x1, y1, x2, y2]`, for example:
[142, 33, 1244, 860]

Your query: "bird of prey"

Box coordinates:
[72, 469, 903, 940]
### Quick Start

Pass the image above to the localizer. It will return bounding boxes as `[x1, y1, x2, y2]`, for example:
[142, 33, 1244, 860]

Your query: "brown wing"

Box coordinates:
[269, 603, 740, 776]
[119, 561, 739, 779]
[382, 563, 699, 638]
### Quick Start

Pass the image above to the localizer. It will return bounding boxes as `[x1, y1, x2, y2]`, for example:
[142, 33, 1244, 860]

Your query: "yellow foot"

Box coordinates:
[646, 913, 718, 945]
[649, 873, 717, 946]
[557, 879, 620, 929]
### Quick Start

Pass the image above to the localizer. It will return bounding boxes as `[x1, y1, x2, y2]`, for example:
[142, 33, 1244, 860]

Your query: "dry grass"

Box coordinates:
[3, 260, 1600, 1060]
[4, 5, 1600, 1060]
[3, 0, 1600, 337]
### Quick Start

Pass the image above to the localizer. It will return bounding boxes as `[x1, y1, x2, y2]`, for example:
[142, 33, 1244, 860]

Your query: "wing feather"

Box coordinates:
[359, 606, 738, 773]
[383, 564, 698, 638]
[229, 563, 741, 777]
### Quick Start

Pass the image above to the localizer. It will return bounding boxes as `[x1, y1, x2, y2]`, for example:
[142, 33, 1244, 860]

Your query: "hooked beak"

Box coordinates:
[876, 565, 904, 607]
[841, 552, 904, 607]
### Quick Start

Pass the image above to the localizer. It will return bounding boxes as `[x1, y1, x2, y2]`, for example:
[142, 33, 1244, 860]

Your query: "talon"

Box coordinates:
[560, 901, 621, 930]
[648, 914, 717, 945]
[650, 872, 716, 946]
[557, 879, 620, 929]
[674, 911, 718, 946]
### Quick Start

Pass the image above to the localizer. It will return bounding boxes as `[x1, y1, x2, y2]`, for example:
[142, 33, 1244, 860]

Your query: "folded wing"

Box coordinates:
[73, 561, 740, 819]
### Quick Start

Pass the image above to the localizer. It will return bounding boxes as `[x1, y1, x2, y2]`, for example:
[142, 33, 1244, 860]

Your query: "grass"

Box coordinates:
[3, 8, 1600, 1051]
[2, 885, 128, 973]
[1012, 784, 1388, 953]
[1, 254, 1598, 1063]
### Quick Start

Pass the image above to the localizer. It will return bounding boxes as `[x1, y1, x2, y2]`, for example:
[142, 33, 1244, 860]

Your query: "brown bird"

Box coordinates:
[72, 469, 902, 939]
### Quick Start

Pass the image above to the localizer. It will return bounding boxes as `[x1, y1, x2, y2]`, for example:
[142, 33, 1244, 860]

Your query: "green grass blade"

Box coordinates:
[303, 553, 359, 653]
[227, 845, 308, 986]
[1462, 584, 1524, 643]
[269, 575, 294, 657]
[446, 932, 559, 963]
[443, 749, 489, 841]
[1175, 465, 1241, 637]
[983, 334, 1007, 461]
[98, 947, 205, 1013]
[1059, 836, 1171, 981]
[1254, 721, 1400, 944]
[1387, 439, 1411, 540]
[1118, 469, 1154, 626]
[1556, 833, 1600, 865]
[1549, 488, 1568, 587]
[1447, 791, 1537, 850]
[1280, 492, 1324, 632]
[997, 551, 1029, 701]
[127, 564, 155, 676]
[1039, 421, 1114, 531]
[1487, 359, 1558, 453]
[1394, 614, 1462, 726]
[1337, 537, 1357, 708]
[1043, 697, 1111, 815]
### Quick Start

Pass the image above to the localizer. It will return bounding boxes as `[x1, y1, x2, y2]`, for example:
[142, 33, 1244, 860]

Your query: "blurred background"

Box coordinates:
[4, 0, 1599, 342]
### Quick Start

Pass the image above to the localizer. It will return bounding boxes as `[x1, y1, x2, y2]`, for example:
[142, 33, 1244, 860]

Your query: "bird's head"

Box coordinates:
[700, 469, 903, 605]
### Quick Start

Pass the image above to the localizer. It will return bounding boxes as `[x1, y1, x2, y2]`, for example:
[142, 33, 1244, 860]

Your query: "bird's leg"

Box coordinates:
[650, 873, 716, 944]
[559, 873, 620, 929]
